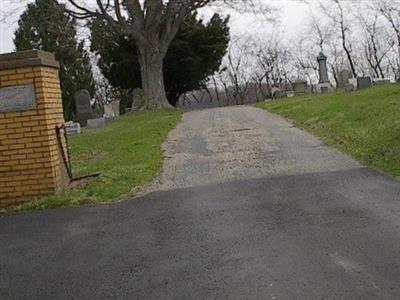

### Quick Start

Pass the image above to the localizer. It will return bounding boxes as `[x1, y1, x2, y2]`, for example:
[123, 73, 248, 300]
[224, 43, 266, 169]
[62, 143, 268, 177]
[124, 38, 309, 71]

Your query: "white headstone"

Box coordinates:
[65, 121, 81, 136]
[87, 117, 106, 129]
[104, 103, 115, 119]
[111, 101, 120, 117]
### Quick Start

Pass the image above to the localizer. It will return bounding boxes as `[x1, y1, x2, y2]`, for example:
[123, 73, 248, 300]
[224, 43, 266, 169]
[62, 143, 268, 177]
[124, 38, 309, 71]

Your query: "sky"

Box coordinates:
[0, 0, 309, 54]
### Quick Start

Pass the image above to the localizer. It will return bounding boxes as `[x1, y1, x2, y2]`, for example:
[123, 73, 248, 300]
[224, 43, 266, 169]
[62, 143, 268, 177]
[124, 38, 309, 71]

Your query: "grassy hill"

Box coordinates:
[256, 84, 400, 178]
[6, 109, 182, 212]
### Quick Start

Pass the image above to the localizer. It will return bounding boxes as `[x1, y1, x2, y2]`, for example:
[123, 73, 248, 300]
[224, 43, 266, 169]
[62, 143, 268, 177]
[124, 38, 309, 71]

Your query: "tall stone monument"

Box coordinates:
[317, 52, 332, 93]
[318, 52, 329, 84]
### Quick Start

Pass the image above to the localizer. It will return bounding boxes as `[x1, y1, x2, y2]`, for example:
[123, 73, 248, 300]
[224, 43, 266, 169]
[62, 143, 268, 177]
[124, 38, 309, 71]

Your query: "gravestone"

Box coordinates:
[317, 52, 330, 84]
[87, 117, 106, 129]
[344, 83, 355, 92]
[357, 77, 372, 90]
[271, 87, 281, 100]
[373, 79, 390, 86]
[111, 101, 120, 117]
[319, 85, 330, 93]
[349, 78, 358, 88]
[132, 88, 145, 110]
[104, 103, 115, 119]
[74, 89, 93, 127]
[293, 79, 308, 96]
[338, 70, 353, 89]
[316, 53, 333, 93]
[286, 91, 295, 98]
[92, 103, 104, 119]
[65, 121, 81, 136]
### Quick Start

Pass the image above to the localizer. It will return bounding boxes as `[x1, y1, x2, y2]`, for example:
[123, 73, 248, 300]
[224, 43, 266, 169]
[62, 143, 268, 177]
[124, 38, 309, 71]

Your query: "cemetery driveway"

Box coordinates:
[146, 106, 361, 191]
[2, 106, 400, 299]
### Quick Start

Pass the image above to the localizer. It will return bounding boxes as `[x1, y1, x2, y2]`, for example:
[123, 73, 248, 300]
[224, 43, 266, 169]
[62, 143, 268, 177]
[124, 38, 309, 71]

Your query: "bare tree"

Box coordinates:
[292, 36, 319, 83]
[218, 38, 254, 105]
[319, 0, 358, 78]
[376, 0, 400, 80]
[250, 38, 291, 100]
[359, 13, 394, 78]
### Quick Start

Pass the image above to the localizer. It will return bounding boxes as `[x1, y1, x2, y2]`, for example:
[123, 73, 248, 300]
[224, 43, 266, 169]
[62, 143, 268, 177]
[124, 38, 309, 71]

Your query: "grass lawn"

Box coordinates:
[256, 84, 400, 178]
[5, 109, 182, 213]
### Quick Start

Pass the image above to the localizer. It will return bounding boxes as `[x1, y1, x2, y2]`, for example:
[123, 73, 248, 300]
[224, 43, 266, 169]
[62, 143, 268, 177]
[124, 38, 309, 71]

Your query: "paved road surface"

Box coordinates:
[147, 106, 360, 191]
[1, 106, 400, 299]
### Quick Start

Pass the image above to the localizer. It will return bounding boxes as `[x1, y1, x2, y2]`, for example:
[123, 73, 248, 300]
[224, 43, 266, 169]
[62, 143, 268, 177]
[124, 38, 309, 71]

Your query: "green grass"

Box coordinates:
[5, 109, 182, 213]
[256, 84, 400, 178]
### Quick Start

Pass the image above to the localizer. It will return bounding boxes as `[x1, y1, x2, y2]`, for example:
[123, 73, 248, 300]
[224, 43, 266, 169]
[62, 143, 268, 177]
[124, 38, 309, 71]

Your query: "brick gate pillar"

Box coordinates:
[0, 50, 70, 207]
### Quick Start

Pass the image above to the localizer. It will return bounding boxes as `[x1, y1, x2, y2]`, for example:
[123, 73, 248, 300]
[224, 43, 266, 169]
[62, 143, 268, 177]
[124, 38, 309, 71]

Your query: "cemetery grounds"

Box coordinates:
[4, 84, 400, 212]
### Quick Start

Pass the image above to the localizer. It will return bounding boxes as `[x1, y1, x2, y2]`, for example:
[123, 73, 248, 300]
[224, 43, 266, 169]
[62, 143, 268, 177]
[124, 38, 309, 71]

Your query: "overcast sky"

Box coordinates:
[0, 0, 309, 54]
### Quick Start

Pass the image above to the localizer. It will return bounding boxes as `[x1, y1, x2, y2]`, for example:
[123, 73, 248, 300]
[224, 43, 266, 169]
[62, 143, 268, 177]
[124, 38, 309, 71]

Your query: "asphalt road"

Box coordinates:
[1, 106, 400, 299]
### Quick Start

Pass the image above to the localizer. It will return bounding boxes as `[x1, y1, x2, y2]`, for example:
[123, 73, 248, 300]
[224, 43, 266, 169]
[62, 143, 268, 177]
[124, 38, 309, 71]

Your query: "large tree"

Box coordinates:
[90, 13, 230, 107]
[14, 0, 95, 120]
[66, 0, 266, 109]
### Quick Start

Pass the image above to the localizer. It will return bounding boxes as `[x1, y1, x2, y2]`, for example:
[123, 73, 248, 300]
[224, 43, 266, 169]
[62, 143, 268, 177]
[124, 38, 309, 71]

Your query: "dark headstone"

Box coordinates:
[338, 70, 353, 89]
[357, 77, 372, 90]
[132, 89, 145, 110]
[293, 79, 308, 96]
[344, 83, 355, 92]
[0, 85, 36, 112]
[74, 90, 93, 127]
[92, 103, 104, 119]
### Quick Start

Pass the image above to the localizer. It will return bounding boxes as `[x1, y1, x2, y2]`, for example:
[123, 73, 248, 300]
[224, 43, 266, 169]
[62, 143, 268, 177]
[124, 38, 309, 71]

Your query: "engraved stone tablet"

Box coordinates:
[0, 85, 37, 112]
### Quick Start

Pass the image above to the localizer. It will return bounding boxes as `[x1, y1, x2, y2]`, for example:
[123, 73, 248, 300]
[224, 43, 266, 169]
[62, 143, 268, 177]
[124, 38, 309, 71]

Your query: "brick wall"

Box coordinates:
[0, 51, 69, 207]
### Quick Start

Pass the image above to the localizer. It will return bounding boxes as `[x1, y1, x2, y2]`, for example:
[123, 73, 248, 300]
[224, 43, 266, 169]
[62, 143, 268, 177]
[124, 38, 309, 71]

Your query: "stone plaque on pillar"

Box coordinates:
[0, 85, 36, 112]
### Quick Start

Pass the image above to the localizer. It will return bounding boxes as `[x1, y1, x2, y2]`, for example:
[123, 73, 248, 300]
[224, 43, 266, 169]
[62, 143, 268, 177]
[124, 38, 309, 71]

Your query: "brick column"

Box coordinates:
[0, 50, 70, 207]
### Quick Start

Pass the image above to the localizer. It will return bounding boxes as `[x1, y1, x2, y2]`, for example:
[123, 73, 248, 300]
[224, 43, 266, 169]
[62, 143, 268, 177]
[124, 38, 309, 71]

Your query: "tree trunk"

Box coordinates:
[137, 44, 171, 109]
